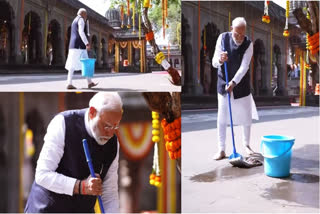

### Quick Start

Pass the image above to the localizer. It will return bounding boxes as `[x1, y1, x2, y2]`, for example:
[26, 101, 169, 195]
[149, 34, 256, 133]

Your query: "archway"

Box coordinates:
[91, 35, 98, 65]
[200, 22, 220, 95]
[253, 39, 266, 96]
[0, 1, 14, 64]
[101, 38, 106, 66]
[47, 19, 62, 65]
[273, 44, 282, 96]
[108, 35, 115, 70]
[22, 11, 42, 64]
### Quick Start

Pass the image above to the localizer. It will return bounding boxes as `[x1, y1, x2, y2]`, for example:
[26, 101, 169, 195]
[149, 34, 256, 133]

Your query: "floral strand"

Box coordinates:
[149, 111, 161, 187]
[161, 117, 181, 160]
[283, 0, 290, 37]
[127, 0, 131, 29]
[262, 0, 270, 24]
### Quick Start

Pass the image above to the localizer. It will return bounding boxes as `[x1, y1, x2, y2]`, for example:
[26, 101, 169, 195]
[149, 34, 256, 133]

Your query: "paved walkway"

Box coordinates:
[182, 106, 319, 212]
[0, 72, 181, 92]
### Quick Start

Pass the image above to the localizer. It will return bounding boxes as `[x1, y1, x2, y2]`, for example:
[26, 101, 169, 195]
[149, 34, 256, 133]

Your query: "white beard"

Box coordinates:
[232, 35, 243, 46]
[89, 117, 111, 145]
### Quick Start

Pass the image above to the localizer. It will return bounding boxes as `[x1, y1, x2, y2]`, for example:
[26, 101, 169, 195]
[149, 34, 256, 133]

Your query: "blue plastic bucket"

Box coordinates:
[80, 58, 96, 77]
[261, 135, 295, 178]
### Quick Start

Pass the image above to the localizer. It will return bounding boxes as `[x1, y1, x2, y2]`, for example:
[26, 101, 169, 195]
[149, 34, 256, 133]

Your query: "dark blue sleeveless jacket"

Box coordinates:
[24, 109, 118, 213]
[217, 32, 251, 99]
[69, 16, 88, 49]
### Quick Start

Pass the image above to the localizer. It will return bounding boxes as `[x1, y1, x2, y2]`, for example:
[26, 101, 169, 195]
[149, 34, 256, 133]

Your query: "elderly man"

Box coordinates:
[25, 92, 122, 212]
[212, 17, 259, 160]
[65, 8, 98, 89]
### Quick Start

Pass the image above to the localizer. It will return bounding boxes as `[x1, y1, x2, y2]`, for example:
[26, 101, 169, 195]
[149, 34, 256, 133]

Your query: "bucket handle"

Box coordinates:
[80, 50, 88, 59]
[261, 140, 294, 159]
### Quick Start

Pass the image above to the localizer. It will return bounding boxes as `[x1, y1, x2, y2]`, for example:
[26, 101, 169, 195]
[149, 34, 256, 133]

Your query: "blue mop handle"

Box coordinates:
[82, 139, 105, 214]
[223, 59, 237, 155]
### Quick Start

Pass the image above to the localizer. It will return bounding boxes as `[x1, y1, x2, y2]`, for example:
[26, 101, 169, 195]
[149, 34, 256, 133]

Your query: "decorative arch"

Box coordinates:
[273, 44, 282, 95]
[101, 38, 107, 65]
[200, 22, 220, 95]
[22, 11, 42, 64]
[253, 39, 266, 95]
[91, 34, 98, 65]
[47, 19, 63, 65]
[0, 0, 15, 64]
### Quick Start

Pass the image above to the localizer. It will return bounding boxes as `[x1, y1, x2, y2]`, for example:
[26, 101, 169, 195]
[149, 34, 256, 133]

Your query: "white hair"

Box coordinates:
[89, 92, 123, 113]
[77, 8, 87, 16]
[232, 17, 247, 28]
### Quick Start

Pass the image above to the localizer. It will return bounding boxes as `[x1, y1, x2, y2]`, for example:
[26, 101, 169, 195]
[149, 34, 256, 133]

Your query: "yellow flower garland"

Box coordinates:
[150, 111, 161, 188]
[283, 0, 290, 37]
[262, 0, 270, 24]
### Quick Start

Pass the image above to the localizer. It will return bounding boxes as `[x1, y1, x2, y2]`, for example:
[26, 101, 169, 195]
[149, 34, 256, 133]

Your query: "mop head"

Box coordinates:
[229, 153, 263, 168]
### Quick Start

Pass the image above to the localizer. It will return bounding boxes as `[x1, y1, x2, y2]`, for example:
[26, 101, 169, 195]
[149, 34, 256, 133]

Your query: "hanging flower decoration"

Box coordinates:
[149, 111, 161, 188]
[127, 0, 131, 29]
[132, 2, 136, 34]
[138, 1, 141, 40]
[120, 5, 124, 28]
[161, 117, 181, 160]
[308, 32, 319, 55]
[162, 0, 168, 38]
[262, 0, 270, 23]
[283, 0, 290, 37]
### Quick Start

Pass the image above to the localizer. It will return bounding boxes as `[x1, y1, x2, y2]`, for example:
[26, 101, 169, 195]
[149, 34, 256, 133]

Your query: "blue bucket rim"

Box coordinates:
[80, 58, 96, 62]
[261, 135, 295, 143]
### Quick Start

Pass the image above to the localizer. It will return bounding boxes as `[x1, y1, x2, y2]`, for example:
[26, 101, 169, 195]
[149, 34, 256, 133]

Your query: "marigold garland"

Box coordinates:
[161, 117, 181, 160]
[127, 0, 131, 29]
[162, 0, 168, 38]
[308, 32, 320, 55]
[149, 172, 161, 187]
[132, 2, 136, 34]
[262, 0, 270, 24]
[150, 111, 161, 188]
[283, 0, 290, 37]
[120, 5, 124, 28]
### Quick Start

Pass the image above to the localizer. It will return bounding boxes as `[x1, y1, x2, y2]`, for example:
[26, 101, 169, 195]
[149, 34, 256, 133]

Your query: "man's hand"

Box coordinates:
[219, 51, 228, 64]
[225, 81, 236, 93]
[83, 173, 102, 196]
[86, 44, 91, 51]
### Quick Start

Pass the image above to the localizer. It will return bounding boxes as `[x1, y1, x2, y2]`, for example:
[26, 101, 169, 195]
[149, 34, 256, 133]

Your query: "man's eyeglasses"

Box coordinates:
[104, 124, 120, 131]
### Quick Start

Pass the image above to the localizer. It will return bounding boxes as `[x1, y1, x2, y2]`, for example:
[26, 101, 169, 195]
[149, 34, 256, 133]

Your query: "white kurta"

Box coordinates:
[217, 93, 259, 125]
[212, 33, 259, 126]
[65, 16, 89, 71]
[35, 110, 119, 212]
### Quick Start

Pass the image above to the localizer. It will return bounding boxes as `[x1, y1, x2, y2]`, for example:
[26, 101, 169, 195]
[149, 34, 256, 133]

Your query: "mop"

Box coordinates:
[82, 139, 105, 213]
[223, 54, 263, 168]
[223, 57, 247, 167]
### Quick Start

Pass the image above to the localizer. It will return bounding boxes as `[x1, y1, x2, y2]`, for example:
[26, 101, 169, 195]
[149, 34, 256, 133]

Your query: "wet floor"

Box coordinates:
[182, 108, 319, 212]
[261, 173, 320, 208]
